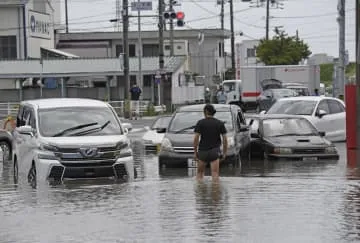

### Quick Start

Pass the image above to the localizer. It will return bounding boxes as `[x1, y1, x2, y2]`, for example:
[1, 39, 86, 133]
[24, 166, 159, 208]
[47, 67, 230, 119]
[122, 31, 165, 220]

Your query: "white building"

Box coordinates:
[0, 0, 61, 59]
[308, 53, 335, 65]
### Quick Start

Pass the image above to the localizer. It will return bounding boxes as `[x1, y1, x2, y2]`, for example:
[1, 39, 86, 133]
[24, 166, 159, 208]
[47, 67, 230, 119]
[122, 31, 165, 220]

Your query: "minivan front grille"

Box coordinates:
[173, 147, 194, 154]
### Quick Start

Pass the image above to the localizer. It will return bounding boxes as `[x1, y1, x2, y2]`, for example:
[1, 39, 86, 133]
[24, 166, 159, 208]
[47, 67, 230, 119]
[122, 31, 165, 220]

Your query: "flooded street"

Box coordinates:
[0, 120, 359, 242]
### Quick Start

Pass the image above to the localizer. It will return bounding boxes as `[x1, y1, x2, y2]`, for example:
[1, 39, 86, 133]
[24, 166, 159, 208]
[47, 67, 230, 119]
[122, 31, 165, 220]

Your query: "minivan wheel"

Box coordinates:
[13, 159, 18, 184]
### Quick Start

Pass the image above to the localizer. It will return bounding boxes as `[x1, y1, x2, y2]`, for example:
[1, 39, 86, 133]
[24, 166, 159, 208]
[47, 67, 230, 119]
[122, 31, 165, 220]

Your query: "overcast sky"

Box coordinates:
[63, 0, 356, 61]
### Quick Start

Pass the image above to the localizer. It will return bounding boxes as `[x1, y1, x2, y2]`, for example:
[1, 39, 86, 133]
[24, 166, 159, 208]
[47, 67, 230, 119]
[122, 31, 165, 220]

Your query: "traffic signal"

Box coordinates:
[176, 11, 185, 27]
[163, 11, 177, 19]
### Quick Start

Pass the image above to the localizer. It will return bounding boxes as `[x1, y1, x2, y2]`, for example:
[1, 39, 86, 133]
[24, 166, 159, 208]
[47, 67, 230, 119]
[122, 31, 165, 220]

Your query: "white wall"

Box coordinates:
[59, 47, 110, 58]
[0, 79, 16, 89]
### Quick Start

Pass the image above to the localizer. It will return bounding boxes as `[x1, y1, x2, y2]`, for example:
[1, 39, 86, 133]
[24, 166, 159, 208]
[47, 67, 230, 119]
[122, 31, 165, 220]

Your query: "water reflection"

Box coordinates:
[194, 181, 230, 240]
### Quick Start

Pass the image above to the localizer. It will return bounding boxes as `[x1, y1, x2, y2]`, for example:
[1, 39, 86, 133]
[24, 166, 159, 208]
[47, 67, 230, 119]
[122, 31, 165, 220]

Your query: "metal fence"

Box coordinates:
[0, 100, 168, 130]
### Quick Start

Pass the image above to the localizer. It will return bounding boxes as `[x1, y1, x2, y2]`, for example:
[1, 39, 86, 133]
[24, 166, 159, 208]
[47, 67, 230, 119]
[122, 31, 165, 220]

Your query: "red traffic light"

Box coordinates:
[176, 11, 185, 20]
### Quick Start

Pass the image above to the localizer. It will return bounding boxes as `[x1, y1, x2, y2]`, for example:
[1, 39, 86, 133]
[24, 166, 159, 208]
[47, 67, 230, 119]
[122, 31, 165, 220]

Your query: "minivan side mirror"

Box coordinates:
[17, 125, 34, 136]
[239, 126, 249, 132]
[250, 133, 260, 139]
[156, 128, 167, 133]
[122, 122, 133, 131]
[319, 131, 326, 137]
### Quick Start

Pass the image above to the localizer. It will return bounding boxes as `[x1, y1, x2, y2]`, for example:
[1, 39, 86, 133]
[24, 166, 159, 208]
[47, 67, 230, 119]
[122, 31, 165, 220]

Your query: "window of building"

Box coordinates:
[247, 48, 256, 58]
[143, 75, 153, 87]
[164, 45, 170, 50]
[0, 36, 17, 59]
[115, 44, 136, 57]
[218, 42, 224, 57]
[143, 44, 159, 57]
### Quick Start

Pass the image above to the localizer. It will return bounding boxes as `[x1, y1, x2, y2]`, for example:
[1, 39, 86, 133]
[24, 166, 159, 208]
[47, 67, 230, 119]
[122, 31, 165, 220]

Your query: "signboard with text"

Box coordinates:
[131, 1, 153, 11]
[29, 10, 52, 40]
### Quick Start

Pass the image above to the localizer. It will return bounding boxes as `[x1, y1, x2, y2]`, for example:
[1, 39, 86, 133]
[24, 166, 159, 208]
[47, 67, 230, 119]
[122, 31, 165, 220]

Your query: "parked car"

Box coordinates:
[142, 115, 172, 153]
[256, 88, 298, 112]
[264, 96, 346, 142]
[12, 98, 136, 187]
[158, 104, 251, 168]
[282, 83, 310, 96]
[249, 114, 339, 161]
[0, 130, 13, 161]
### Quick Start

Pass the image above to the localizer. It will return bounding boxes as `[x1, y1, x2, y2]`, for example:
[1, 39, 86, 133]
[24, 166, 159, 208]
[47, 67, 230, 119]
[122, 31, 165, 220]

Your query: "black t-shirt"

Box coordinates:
[194, 117, 227, 151]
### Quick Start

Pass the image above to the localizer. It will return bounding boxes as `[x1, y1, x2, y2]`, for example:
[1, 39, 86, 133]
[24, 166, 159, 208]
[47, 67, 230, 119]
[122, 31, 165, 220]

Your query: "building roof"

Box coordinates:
[22, 98, 109, 109]
[58, 28, 231, 42]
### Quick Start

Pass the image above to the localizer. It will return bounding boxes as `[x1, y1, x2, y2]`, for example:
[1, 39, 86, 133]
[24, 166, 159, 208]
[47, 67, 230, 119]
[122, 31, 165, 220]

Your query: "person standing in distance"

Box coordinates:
[130, 84, 142, 120]
[193, 104, 228, 182]
[216, 85, 227, 104]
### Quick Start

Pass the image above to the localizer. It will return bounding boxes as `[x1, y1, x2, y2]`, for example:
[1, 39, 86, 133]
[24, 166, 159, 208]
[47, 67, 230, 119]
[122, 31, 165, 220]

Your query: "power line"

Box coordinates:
[272, 8, 355, 19]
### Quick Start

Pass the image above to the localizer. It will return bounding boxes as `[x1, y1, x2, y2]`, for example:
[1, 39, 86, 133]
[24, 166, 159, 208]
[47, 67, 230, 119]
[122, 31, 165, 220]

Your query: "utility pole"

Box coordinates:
[65, 0, 69, 33]
[137, 0, 143, 94]
[122, 0, 130, 101]
[338, 0, 346, 98]
[220, 0, 224, 30]
[158, 0, 165, 105]
[169, 0, 175, 56]
[229, 0, 235, 78]
[265, 0, 270, 40]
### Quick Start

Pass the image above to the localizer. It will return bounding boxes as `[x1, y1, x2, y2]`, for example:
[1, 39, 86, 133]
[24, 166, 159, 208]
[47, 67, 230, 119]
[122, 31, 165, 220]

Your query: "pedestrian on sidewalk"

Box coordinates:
[193, 104, 228, 182]
[130, 83, 142, 120]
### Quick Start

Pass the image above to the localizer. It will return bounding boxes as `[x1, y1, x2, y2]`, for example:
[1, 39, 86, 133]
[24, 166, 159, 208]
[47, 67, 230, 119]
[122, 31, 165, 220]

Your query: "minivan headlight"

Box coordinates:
[38, 143, 59, 160]
[115, 141, 132, 158]
[39, 143, 59, 152]
[160, 138, 173, 152]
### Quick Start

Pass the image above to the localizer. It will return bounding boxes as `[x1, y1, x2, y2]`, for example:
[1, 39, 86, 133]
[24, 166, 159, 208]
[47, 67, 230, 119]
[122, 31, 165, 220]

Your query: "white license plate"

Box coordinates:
[303, 157, 318, 161]
[187, 158, 197, 168]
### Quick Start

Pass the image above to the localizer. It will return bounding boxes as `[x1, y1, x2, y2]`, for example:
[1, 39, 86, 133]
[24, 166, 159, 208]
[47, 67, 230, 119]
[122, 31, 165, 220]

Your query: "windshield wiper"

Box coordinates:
[174, 125, 196, 134]
[69, 120, 111, 136]
[52, 122, 99, 137]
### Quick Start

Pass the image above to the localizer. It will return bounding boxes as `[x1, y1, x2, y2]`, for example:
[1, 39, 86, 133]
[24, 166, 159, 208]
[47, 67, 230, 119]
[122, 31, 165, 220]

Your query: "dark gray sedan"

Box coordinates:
[158, 104, 251, 168]
[248, 114, 339, 161]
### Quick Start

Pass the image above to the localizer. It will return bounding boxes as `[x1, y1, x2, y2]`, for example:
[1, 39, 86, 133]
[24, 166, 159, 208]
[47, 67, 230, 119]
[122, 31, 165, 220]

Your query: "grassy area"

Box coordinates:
[320, 62, 356, 87]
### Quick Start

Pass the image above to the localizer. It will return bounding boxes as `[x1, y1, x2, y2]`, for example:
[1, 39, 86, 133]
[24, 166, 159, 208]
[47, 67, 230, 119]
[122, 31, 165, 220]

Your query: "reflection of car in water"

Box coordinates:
[158, 104, 251, 168]
[12, 98, 136, 188]
[256, 88, 298, 112]
[265, 96, 346, 142]
[248, 115, 339, 161]
[142, 115, 172, 153]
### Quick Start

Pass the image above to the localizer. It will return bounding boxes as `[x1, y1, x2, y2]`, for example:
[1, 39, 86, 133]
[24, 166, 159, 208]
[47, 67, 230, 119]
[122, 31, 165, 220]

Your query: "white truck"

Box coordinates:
[222, 65, 320, 111]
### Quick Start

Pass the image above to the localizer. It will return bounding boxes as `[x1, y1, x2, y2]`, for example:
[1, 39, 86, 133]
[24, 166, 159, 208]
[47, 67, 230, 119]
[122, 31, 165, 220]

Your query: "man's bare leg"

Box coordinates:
[196, 160, 206, 181]
[210, 159, 220, 182]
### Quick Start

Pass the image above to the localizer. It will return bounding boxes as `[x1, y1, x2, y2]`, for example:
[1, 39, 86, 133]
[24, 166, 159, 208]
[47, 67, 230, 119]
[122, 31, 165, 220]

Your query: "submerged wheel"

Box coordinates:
[13, 158, 18, 184]
[0, 140, 11, 162]
[28, 162, 37, 188]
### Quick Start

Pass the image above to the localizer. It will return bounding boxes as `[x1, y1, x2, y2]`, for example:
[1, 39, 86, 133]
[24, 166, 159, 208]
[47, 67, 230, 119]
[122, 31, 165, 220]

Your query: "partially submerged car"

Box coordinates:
[158, 104, 250, 168]
[12, 98, 136, 187]
[142, 115, 172, 153]
[282, 83, 310, 96]
[265, 96, 346, 142]
[249, 114, 339, 161]
[256, 88, 298, 112]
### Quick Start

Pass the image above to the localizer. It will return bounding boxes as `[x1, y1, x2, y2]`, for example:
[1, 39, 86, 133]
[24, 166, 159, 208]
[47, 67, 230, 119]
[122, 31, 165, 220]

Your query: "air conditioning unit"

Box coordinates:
[163, 40, 188, 56]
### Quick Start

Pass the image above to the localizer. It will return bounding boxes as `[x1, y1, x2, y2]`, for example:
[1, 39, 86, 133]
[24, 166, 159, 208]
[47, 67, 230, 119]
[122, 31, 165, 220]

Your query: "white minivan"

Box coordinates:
[12, 98, 136, 187]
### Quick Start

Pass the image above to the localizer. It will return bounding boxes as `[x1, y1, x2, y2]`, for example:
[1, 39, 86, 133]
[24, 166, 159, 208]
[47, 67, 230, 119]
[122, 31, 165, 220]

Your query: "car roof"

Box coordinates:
[258, 114, 309, 120]
[176, 104, 234, 112]
[21, 98, 109, 109]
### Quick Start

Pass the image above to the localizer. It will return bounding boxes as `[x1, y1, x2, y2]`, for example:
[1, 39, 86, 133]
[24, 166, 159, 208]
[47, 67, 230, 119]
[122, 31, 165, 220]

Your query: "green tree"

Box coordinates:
[256, 28, 312, 65]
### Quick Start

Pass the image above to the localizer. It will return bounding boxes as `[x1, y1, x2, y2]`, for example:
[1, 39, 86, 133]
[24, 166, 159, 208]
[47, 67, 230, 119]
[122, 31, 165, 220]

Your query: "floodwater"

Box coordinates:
[1, 129, 360, 242]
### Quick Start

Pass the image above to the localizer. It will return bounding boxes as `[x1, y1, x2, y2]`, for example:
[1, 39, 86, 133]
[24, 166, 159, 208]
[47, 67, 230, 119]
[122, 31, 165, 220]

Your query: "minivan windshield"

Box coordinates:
[168, 111, 233, 133]
[151, 116, 172, 130]
[38, 106, 122, 137]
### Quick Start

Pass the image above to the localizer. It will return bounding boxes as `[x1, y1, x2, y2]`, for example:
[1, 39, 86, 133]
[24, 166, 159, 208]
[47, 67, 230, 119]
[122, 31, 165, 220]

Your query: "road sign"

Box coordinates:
[131, 1, 153, 11]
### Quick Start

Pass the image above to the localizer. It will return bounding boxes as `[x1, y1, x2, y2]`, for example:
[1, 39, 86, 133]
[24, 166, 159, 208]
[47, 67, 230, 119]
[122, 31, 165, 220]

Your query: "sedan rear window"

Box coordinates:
[267, 100, 317, 116]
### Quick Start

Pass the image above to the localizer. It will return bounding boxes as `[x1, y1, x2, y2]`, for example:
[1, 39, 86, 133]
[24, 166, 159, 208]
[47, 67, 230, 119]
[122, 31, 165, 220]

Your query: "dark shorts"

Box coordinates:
[198, 147, 221, 163]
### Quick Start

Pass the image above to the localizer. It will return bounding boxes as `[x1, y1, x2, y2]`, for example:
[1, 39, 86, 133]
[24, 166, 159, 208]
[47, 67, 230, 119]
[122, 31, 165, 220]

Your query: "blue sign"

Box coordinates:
[155, 78, 161, 84]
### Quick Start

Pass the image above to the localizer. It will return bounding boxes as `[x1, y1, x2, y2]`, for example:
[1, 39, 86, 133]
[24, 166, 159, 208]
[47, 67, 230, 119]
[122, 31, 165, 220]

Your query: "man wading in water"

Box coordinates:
[193, 104, 228, 182]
